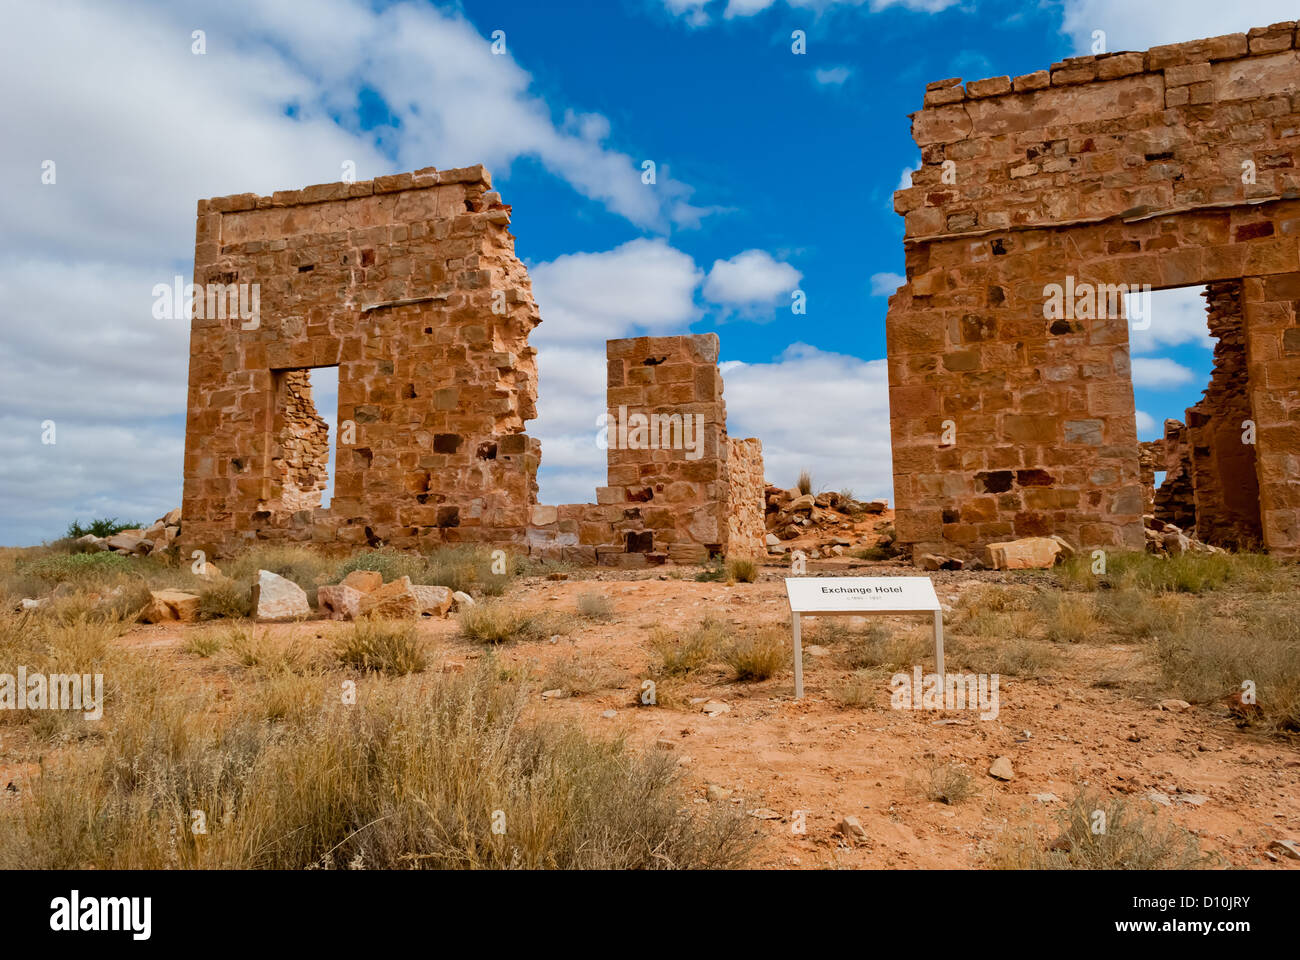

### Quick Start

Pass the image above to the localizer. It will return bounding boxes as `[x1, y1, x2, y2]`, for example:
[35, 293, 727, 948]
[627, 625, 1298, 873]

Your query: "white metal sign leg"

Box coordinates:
[933, 609, 945, 681]
[792, 611, 804, 700]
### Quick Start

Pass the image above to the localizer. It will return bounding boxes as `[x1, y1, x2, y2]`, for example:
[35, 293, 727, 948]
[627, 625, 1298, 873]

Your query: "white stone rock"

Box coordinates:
[250, 569, 310, 621]
[988, 756, 1015, 780]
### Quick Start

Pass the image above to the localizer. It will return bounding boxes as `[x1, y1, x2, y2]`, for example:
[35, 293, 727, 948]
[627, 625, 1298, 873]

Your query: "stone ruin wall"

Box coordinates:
[1185, 281, 1263, 547]
[274, 369, 331, 513]
[888, 21, 1300, 562]
[725, 437, 767, 559]
[181, 169, 763, 563]
[527, 334, 766, 566]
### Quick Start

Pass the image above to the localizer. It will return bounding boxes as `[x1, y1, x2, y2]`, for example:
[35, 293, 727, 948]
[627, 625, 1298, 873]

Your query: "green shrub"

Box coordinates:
[66, 518, 142, 539]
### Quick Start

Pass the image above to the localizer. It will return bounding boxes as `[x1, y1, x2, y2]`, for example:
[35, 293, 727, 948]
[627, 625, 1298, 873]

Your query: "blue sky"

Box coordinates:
[2, 0, 1292, 544]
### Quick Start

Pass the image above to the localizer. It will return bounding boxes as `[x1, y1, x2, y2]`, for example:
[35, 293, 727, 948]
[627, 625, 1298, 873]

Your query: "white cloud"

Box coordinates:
[870, 272, 906, 296]
[814, 66, 853, 85]
[0, 0, 713, 544]
[530, 240, 704, 504]
[666, 0, 959, 22]
[702, 250, 802, 312]
[1126, 286, 1213, 354]
[721, 344, 893, 499]
[531, 239, 703, 346]
[1134, 409, 1157, 435]
[1060, 0, 1300, 54]
[1131, 356, 1197, 390]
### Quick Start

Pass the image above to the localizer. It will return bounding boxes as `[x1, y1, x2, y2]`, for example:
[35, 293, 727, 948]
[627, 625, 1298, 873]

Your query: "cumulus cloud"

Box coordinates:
[1126, 286, 1213, 354]
[702, 250, 802, 314]
[1131, 356, 1197, 390]
[1134, 409, 1157, 436]
[1060, 0, 1300, 54]
[0, 0, 711, 544]
[721, 344, 893, 498]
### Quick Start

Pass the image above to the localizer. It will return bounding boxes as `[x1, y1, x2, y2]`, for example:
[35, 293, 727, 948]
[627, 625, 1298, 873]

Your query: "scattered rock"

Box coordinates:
[411, 584, 454, 618]
[541, 688, 565, 699]
[1033, 793, 1060, 803]
[985, 537, 1063, 570]
[1157, 698, 1192, 712]
[600, 709, 617, 719]
[702, 699, 730, 716]
[452, 590, 475, 610]
[340, 570, 383, 594]
[1268, 839, 1300, 860]
[765, 533, 781, 547]
[357, 576, 420, 619]
[317, 583, 363, 621]
[988, 756, 1016, 780]
[76, 534, 108, 552]
[1147, 791, 1173, 807]
[251, 569, 311, 621]
[837, 815, 868, 840]
[105, 531, 145, 552]
[140, 589, 201, 624]
[805, 644, 830, 657]
[789, 494, 815, 513]
[749, 808, 782, 820]
[706, 784, 733, 802]
[17, 598, 46, 612]
[919, 553, 963, 571]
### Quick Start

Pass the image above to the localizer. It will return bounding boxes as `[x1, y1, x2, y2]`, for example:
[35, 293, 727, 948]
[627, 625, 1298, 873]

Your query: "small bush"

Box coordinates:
[225, 625, 306, 673]
[725, 557, 758, 583]
[458, 601, 560, 645]
[694, 559, 727, 583]
[835, 624, 931, 672]
[723, 628, 785, 681]
[833, 669, 875, 707]
[183, 629, 222, 658]
[990, 787, 1218, 869]
[1038, 593, 1100, 644]
[227, 546, 333, 605]
[197, 579, 252, 620]
[335, 549, 428, 586]
[650, 618, 729, 677]
[538, 654, 623, 696]
[910, 762, 978, 805]
[797, 469, 812, 495]
[577, 591, 614, 620]
[335, 619, 427, 676]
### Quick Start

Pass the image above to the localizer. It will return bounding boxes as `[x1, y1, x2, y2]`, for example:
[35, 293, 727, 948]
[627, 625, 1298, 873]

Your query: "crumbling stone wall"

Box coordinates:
[1185, 282, 1263, 547]
[181, 165, 543, 557]
[1148, 419, 1196, 531]
[273, 369, 331, 513]
[725, 437, 767, 559]
[888, 22, 1300, 561]
[181, 170, 763, 562]
[527, 334, 765, 566]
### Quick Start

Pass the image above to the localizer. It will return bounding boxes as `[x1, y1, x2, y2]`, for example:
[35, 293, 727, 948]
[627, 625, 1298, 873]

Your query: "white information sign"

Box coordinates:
[783, 577, 945, 699]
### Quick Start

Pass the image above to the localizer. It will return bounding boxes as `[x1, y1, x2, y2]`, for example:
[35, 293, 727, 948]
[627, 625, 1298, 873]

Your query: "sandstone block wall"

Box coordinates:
[527, 334, 765, 566]
[888, 23, 1300, 561]
[181, 173, 763, 562]
[181, 165, 542, 557]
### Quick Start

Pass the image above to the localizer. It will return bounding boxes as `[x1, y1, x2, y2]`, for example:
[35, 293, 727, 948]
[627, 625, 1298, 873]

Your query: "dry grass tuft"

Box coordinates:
[334, 619, 428, 676]
[458, 601, 566, 646]
[576, 591, 615, 620]
[723, 628, 785, 681]
[990, 787, 1218, 869]
[910, 762, 978, 805]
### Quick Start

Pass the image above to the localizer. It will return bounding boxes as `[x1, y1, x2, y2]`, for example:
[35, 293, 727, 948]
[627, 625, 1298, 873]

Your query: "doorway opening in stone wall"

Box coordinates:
[268, 366, 337, 516]
[1127, 283, 1262, 550]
